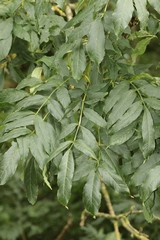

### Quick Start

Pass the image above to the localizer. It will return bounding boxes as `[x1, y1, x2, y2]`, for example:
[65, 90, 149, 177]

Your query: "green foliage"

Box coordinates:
[0, 1, 160, 237]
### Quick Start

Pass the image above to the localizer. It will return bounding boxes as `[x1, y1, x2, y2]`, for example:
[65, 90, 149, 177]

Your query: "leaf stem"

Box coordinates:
[130, 82, 146, 107]
[101, 0, 110, 18]
[72, 93, 87, 143]
[35, 78, 69, 116]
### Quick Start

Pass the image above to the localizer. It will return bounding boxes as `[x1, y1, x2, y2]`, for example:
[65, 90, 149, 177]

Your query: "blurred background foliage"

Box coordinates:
[1, 177, 160, 240]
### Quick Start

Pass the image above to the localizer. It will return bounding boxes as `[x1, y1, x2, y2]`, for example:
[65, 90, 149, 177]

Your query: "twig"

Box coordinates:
[96, 209, 143, 220]
[80, 209, 88, 227]
[101, 182, 121, 240]
[121, 217, 149, 240]
[56, 214, 73, 240]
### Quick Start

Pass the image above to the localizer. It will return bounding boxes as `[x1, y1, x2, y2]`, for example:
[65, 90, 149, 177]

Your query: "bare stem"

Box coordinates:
[80, 209, 88, 227]
[56, 214, 73, 240]
[101, 182, 121, 240]
[121, 217, 149, 240]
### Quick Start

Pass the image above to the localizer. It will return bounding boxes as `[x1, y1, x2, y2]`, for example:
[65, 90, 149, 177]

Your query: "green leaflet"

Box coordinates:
[13, 24, 30, 42]
[0, 35, 12, 61]
[98, 150, 129, 193]
[60, 123, 77, 139]
[0, 18, 13, 60]
[131, 153, 160, 186]
[42, 165, 52, 190]
[103, 81, 129, 114]
[4, 114, 34, 132]
[113, 0, 134, 34]
[139, 83, 160, 99]
[4, 111, 34, 123]
[57, 149, 74, 206]
[144, 98, 160, 110]
[29, 134, 48, 170]
[86, 19, 105, 64]
[148, 0, 160, 14]
[56, 87, 71, 109]
[108, 90, 137, 128]
[0, 89, 29, 103]
[74, 155, 96, 181]
[143, 193, 154, 223]
[54, 42, 76, 63]
[47, 99, 64, 121]
[0, 127, 31, 143]
[142, 108, 155, 158]
[71, 46, 86, 80]
[132, 37, 155, 63]
[17, 135, 30, 161]
[83, 170, 101, 215]
[142, 165, 160, 201]
[68, 19, 91, 42]
[0, 142, 20, 185]
[34, 116, 56, 154]
[74, 139, 97, 160]
[16, 77, 42, 90]
[64, 3, 94, 29]
[81, 127, 98, 151]
[29, 31, 39, 52]
[112, 101, 143, 132]
[84, 108, 107, 128]
[0, 18, 13, 40]
[134, 0, 149, 28]
[48, 141, 72, 162]
[109, 124, 135, 146]
[17, 95, 46, 109]
[24, 159, 38, 205]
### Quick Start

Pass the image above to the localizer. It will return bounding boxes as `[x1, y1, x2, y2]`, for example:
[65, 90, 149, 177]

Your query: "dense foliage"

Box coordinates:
[0, 0, 160, 239]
